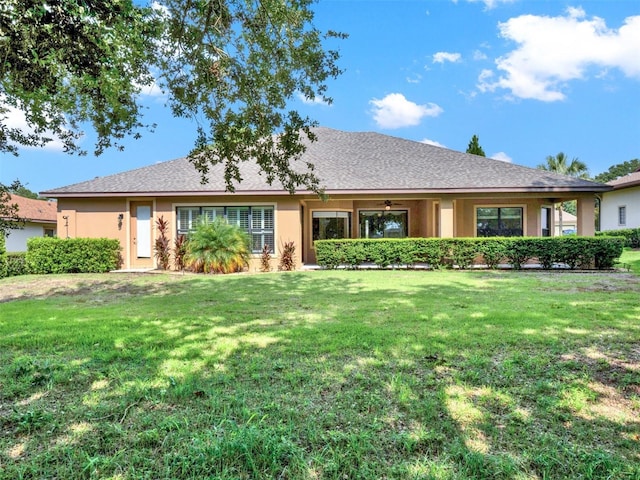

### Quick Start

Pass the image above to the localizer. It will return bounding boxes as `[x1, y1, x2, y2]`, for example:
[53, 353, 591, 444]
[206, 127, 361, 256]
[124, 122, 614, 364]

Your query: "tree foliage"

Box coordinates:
[0, 0, 159, 156]
[9, 183, 39, 200]
[593, 159, 640, 183]
[466, 134, 485, 157]
[0, 0, 345, 194]
[537, 152, 589, 179]
[0, 181, 25, 237]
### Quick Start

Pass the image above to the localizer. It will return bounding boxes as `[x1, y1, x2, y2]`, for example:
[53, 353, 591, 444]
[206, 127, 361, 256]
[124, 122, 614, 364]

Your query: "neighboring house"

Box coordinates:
[2, 194, 57, 252]
[554, 209, 577, 236]
[600, 168, 640, 231]
[41, 128, 610, 270]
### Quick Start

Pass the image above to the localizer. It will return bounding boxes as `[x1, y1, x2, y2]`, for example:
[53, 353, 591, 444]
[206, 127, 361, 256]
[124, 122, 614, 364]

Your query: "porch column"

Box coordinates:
[439, 199, 454, 238]
[576, 196, 595, 237]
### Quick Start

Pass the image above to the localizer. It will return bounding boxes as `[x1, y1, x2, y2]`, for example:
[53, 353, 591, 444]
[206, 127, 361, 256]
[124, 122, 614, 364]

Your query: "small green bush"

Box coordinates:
[185, 219, 251, 274]
[26, 237, 121, 274]
[476, 238, 508, 268]
[597, 228, 640, 248]
[448, 239, 479, 270]
[6, 252, 28, 277]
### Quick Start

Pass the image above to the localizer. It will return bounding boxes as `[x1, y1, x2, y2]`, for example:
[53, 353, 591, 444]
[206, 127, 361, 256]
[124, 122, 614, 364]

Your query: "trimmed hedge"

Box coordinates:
[0, 234, 6, 278]
[5, 252, 27, 277]
[597, 228, 640, 248]
[26, 237, 122, 274]
[315, 236, 625, 271]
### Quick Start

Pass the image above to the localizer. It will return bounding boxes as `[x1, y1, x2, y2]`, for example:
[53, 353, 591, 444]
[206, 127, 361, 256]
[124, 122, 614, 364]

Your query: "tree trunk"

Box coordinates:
[557, 204, 563, 236]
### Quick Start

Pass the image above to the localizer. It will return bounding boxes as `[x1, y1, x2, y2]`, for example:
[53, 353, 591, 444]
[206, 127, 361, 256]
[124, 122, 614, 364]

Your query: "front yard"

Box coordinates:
[1, 267, 639, 479]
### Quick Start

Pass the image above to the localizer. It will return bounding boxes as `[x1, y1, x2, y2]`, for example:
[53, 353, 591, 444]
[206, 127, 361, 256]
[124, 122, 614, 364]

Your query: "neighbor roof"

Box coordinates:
[4, 194, 57, 223]
[607, 169, 640, 190]
[42, 127, 610, 197]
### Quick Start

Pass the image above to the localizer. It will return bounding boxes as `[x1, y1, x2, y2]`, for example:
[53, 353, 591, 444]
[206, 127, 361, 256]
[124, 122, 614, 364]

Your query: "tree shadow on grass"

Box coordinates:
[1, 270, 639, 478]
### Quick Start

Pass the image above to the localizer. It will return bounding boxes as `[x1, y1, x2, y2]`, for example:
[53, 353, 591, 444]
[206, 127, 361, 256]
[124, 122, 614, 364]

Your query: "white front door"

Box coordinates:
[136, 205, 151, 258]
[130, 202, 154, 268]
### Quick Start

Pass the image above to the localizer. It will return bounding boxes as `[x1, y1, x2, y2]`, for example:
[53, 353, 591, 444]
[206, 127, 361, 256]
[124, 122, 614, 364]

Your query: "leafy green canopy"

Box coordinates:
[594, 159, 640, 183]
[0, 0, 345, 193]
[0, 181, 25, 237]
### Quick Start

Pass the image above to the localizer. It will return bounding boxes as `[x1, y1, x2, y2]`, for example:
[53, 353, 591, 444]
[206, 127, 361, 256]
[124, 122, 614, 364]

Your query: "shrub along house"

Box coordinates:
[41, 128, 610, 270]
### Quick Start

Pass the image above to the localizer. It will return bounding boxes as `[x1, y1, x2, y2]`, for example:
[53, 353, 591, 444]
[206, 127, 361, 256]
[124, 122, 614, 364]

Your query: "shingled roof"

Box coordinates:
[607, 169, 640, 190]
[4, 194, 57, 223]
[42, 127, 610, 197]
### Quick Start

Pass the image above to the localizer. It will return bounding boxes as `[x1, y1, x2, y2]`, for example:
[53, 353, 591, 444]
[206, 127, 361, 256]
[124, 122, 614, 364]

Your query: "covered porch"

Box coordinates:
[299, 194, 596, 265]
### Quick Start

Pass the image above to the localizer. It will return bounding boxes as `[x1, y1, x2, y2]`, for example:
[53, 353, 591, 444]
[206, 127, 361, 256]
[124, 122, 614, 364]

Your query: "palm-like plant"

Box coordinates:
[537, 152, 589, 235]
[537, 152, 589, 178]
[184, 218, 251, 274]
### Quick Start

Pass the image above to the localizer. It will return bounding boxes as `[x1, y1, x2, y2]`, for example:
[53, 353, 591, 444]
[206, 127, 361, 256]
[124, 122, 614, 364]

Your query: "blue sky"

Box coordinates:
[2, 0, 639, 194]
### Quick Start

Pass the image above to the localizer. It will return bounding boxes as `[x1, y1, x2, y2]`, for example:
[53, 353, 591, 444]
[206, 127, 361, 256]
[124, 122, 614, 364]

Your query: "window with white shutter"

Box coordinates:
[177, 207, 200, 234]
[202, 207, 224, 222]
[176, 205, 275, 253]
[251, 207, 275, 253]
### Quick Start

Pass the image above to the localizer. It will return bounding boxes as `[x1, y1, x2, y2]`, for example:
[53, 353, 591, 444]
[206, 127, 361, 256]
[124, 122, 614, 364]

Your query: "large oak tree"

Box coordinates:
[0, 0, 344, 197]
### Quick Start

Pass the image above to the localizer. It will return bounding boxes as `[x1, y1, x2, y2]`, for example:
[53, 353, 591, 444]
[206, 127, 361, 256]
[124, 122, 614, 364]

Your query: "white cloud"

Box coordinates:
[136, 81, 165, 98]
[433, 52, 462, 64]
[0, 98, 67, 152]
[151, 1, 170, 17]
[473, 50, 488, 61]
[297, 93, 329, 106]
[370, 93, 443, 129]
[406, 74, 422, 84]
[421, 138, 447, 148]
[478, 9, 640, 101]
[463, 0, 516, 10]
[491, 152, 512, 163]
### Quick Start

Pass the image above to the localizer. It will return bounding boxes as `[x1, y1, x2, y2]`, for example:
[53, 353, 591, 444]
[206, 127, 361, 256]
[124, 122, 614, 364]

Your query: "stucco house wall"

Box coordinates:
[600, 185, 640, 231]
[5, 223, 55, 252]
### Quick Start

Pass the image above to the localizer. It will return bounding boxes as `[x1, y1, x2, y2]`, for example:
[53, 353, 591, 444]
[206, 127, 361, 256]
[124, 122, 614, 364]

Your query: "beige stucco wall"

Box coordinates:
[55, 192, 598, 270]
[57, 196, 304, 271]
[456, 197, 546, 237]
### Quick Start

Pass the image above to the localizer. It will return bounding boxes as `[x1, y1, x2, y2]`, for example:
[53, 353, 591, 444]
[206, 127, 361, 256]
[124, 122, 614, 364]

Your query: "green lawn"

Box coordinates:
[619, 248, 640, 274]
[1, 269, 639, 479]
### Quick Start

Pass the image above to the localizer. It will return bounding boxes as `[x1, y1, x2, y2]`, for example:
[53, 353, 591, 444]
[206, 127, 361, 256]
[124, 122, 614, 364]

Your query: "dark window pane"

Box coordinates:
[312, 212, 351, 241]
[359, 210, 408, 238]
[477, 207, 523, 237]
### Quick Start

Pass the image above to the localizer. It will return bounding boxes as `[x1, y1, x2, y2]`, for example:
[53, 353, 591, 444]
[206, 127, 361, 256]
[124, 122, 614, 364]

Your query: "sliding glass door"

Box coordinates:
[359, 210, 408, 239]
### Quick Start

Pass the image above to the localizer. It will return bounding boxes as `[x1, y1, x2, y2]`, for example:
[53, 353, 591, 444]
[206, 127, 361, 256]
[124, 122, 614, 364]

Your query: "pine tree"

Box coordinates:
[466, 135, 486, 157]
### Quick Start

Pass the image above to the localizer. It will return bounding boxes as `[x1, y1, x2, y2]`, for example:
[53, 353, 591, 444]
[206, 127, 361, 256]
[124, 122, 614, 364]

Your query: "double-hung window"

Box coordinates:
[176, 206, 275, 253]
